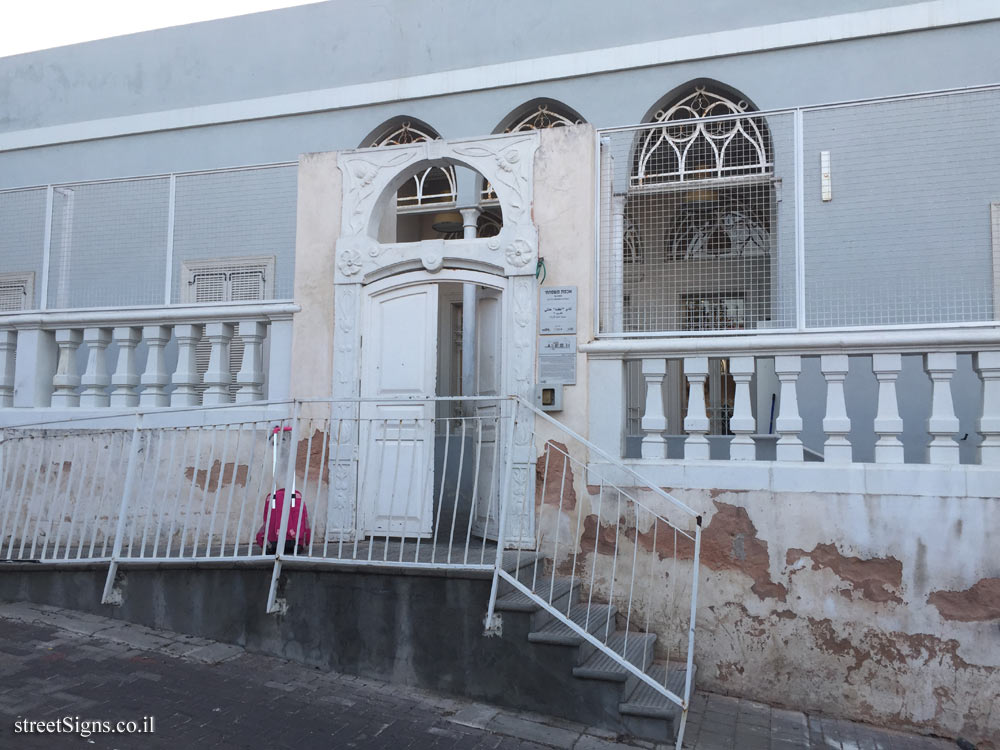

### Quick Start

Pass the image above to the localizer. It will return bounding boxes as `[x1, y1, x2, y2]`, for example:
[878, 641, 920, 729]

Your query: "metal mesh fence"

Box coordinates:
[599, 111, 797, 335]
[172, 165, 298, 303]
[0, 187, 47, 309]
[0, 164, 296, 312]
[48, 178, 170, 309]
[802, 89, 1000, 328]
[598, 86, 1000, 335]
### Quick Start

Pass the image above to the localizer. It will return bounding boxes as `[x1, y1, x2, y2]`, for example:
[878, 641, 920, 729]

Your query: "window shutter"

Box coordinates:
[181, 257, 273, 399]
[0, 273, 34, 312]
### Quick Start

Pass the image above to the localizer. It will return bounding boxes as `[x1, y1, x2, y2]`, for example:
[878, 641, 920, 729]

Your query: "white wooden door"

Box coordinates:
[471, 286, 503, 539]
[360, 283, 438, 537]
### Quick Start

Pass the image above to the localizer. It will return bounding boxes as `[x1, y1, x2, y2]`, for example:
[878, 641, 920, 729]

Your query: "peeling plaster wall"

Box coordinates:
[537, 468, 1000, 746]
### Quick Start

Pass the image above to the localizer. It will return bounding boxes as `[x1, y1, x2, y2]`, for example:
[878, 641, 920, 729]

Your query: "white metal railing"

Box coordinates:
[585, 328, 1000, 465]
[486, 398, 702, 750]
[0, 396, 516, 589]
[0, 301, 295, 411]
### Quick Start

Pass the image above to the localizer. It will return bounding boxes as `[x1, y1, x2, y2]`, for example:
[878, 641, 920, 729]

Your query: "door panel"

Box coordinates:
[360, 284, 437, 537]
[472, 286, 502, 539]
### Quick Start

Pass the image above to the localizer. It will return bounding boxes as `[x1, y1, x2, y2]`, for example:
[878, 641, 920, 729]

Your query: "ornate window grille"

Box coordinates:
[503, 103, 582, 133]
[632, 88, 771, 187]
[370, 121, 457, 209]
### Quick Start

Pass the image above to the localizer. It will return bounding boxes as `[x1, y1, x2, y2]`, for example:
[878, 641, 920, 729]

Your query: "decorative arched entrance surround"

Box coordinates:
[329, 133, 540, 547]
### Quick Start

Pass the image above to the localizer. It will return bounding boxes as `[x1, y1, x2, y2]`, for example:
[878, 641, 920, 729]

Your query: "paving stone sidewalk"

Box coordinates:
[0, 601, 955, 750]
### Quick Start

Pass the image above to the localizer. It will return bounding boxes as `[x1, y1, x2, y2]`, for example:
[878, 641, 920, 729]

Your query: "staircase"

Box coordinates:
[493, 569, 696, 744]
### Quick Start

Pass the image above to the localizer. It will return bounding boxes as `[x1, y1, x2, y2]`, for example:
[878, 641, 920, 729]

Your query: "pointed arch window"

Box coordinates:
[633, 87, 772, 187]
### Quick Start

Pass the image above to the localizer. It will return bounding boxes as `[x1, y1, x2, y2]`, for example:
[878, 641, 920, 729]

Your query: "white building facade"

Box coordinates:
[1, 2, 999, 745]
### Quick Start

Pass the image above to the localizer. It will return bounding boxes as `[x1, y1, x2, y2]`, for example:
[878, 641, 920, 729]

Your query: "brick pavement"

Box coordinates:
[0, 602, 957, 750]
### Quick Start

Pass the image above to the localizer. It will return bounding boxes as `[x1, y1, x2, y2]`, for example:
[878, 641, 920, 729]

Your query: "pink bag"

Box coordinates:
[255, 488, 312, 554]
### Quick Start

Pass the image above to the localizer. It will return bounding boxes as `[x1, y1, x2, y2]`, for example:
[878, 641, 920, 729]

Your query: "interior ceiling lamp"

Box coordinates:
[432, 211, 463, 233]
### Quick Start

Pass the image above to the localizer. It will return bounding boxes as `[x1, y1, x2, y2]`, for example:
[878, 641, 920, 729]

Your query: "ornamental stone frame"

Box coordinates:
[329, 132, 541, 547]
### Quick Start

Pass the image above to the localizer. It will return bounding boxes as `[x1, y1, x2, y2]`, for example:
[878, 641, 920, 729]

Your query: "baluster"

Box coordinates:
[774, 355, 803, 461]
[203, 322, 234, 405]
[683, 357, 710, 460]
[925, 352, 959, 464]
[170, 324, 202, 406]
[0, 330, 15, 407]
[821, 354, 852, 463]
[235, 320, 266, 403]
[79, 327, 112, 407]
[872, 353, 904, 464]
[140, 325, 171, 407]
[51, 328, 82, 407]
[729, 356, 756, 460]
[110, 327, 141, 407]
[975, 351, 1000, 464]
[640, 358, 667, 459]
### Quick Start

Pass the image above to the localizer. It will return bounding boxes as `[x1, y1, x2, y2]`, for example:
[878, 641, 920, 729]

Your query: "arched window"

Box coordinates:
[496, 99, 585, 134]
[366, 118, 457, 209]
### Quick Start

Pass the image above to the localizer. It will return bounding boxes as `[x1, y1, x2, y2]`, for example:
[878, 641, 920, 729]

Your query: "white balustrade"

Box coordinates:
[925, 352, 960, 464]
[51, 328, 82, 407]
[140, 325, 171, 407]
[820, 354, 852, 463]
[110, 327, 141, 407]
[639, 357, 667, 459]
[975, 351, 1000, 464]
[683, 357, 710, 460]
[0, 330, 15, 408]
[773, 355, 803, 461]
[171, 324, 203, 407]
[80, 327, 112, 408]
[872, 353, 904, 464]
[235, 320, 266, 403]
[203, 322, 235, 405]
[0, 303, 289, 413]
[728, 356, 756, 460]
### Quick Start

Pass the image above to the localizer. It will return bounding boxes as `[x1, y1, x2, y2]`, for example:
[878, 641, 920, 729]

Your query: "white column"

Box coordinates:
[820, 354, 852, 463]
[460, 207, 480, 408]
[110, 326, 142, 407]
[774, 355, 803, 461]
[170, 324, 202, 407]
[683, 357, 710, 460]
[975, 351, 1000, 464]
[79, 327, 112, 407]
[729, 356, 756, 460]
[235, 320, 267, 403]
[639, 357, 667, 459]
[12, 329, 57, 408]
[140, 325, 171, 407]
[266, 319, 293, 402]
[202, 322, 234, 405]
[51, 328, 82, 407]
[925, 352, 960, 464]
[0, 330, 15, 408]
[589, 358, 625, 458]
[872, 353, 904, 464]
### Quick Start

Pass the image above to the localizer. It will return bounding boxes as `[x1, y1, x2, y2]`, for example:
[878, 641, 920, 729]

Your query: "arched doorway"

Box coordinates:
[329, 133, 540, 549]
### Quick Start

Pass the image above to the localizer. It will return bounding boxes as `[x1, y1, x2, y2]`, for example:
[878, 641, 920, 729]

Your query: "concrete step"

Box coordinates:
[527, 603, 617, 646]
[572, 630, 657, 681]
[495, 577, 579, 613]
[619, 662, 696, 742]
